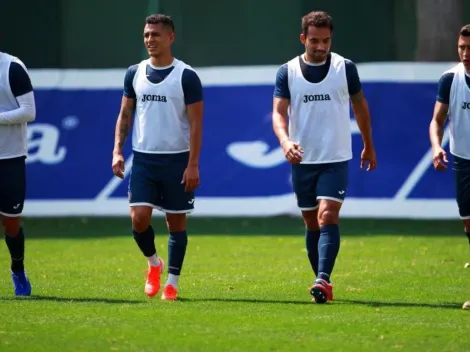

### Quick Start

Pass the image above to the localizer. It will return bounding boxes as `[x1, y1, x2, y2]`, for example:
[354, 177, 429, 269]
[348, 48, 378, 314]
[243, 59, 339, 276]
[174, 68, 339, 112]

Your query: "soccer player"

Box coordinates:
[429, 24, 470, 311]
[112, 14, 203, 301]
[0, 51, 36, 296]
[272, 11, 376, 303]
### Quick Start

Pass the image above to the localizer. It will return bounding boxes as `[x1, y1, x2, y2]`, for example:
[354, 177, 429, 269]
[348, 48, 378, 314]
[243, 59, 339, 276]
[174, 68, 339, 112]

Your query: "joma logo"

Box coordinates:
[303, 94, 331, 103]
[141, 94, 167, 102]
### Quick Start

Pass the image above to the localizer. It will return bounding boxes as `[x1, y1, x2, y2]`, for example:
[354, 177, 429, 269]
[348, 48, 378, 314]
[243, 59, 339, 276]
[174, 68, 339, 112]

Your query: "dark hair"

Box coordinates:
[302, 11, 333, 35]
[460, 24, 470, 37]
[145, 14, 175, 32]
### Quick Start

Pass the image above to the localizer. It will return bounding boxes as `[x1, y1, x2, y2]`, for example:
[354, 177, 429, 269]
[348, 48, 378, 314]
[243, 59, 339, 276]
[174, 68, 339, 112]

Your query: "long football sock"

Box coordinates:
[167, 230, 188, 287]
[133, 225, 159, 266]
[317, 224, 340, 283]
[305, 229, 321, 277]
[4, 228, 25, 273]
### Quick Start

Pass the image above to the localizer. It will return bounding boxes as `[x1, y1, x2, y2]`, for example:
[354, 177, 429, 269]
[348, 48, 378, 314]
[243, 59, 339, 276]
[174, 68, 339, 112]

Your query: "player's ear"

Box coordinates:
[169, 32, 175, 44]
[300, 33, 306, 45]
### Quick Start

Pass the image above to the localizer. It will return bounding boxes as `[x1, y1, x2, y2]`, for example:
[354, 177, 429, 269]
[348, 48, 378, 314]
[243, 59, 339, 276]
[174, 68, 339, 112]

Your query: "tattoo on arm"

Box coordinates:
[114, 96, 135, 154]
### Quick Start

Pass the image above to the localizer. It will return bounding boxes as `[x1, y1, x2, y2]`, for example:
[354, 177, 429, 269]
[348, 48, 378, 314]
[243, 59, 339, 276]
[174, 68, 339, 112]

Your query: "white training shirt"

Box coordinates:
[287, 52, 352, 164]
[131, 58, 193, 154]
[448, 62, 470, 159]
[0, 52, 35, 159]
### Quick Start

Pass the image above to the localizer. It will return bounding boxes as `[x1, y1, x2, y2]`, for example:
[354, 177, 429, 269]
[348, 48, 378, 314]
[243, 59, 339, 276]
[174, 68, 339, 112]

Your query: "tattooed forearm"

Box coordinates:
[115, 113, 130, 152]
[113, 98, 134, 154]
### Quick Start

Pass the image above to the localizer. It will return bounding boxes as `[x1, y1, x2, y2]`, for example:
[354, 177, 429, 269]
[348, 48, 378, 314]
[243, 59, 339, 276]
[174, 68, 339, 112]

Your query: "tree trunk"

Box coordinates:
[415, 0, 464, 61]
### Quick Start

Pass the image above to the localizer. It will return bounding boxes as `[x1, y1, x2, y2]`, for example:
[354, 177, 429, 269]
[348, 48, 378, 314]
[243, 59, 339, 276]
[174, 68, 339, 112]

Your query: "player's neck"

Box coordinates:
[303, 53, 326, 65]
[149, 54, 174, 68]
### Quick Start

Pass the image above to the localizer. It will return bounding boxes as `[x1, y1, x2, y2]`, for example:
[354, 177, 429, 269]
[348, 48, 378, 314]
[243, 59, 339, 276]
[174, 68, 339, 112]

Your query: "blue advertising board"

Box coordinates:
[23, 63, 459, 218]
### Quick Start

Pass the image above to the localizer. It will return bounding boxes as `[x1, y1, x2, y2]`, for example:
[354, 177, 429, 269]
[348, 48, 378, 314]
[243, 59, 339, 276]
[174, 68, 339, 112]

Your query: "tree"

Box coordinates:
[415, 0, 464, 61]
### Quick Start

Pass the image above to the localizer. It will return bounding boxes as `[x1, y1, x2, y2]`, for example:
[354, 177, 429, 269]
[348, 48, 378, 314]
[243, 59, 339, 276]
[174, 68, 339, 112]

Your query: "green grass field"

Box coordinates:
[0, 217, 469, 352]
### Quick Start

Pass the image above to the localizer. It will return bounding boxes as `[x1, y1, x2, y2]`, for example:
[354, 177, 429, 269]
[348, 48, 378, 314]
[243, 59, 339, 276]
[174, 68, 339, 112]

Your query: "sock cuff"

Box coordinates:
[4, 227, 24, 239]
[132, 225, 154, 237]
[169, 230, 188, 237]
[320, 224, 339, 232]
[306, 229, 321, 234]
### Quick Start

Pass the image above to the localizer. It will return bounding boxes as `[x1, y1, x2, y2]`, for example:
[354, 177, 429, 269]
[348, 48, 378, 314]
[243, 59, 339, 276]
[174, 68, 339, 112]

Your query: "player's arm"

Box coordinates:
[430, 73, 452, 150]
[430, 72, 452, 169]
[183, 69, 203, 168]
[0, 61, 36, 125]
[113, 66, 137, 156]
[272, 64, 302, 163]
[347, 60, 376, 170]
[350, 90, 373, 146]
[272, 64, 290, 144]
[347, 61, 373, 149]
[182, 69, 203, 191]
[430, 102, 449, 149]
[112, 66, 137, 178]
[113, 96, 135, 155]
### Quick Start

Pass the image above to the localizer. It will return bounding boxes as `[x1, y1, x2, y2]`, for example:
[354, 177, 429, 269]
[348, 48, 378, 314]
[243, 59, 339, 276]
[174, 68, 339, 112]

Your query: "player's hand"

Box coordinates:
[360, 146, 377, 171]
[112, 152, 125, 179]
[182, 165, 200, 192]
[282, 139, 303, 164]
[432, 147, 448, 170]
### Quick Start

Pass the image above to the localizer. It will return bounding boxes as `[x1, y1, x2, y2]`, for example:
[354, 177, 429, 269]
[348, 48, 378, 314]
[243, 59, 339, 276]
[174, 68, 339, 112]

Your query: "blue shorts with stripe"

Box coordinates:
[128, 151, 194, 214]
[291, 161, 349, 210]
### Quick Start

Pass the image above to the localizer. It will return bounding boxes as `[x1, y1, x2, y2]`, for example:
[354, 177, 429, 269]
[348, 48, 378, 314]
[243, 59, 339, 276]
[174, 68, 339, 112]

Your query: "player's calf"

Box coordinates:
[2, 218, 31, 296]
[130, 206, 165, 296]
[3, 218, 25, 274]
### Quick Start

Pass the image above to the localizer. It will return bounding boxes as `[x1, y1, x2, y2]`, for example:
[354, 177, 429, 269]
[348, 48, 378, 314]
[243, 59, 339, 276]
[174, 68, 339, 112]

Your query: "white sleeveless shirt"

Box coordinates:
[0, 52, 28, 159]
[132, 58, 192, 154]
[287, 52, 352, 164]
[448, 63, 470, 159]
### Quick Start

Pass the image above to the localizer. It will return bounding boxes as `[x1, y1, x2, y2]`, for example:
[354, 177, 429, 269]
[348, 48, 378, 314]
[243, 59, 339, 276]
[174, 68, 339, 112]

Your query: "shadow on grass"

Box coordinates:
[180, 297, 461, 310]
[0, 295, 146, 304]
[0, 295, 461, 310]
[22, 216, 465, 239]
[335, 298, 460, 310]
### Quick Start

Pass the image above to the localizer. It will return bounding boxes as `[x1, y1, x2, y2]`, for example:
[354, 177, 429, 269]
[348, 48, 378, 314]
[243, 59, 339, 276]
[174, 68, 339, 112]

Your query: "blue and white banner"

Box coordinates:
[24, 63, 459, 218]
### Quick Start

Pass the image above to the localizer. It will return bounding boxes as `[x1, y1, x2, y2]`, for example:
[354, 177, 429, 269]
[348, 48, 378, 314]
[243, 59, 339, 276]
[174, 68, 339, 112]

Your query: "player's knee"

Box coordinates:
[131, 209, 152, 233]
[302, 210, 319, 230]
[318, 209, 339, 226]
[2, 217, 21, 237]
[463, 219, 470, 233]
[166, 214, 187, 232]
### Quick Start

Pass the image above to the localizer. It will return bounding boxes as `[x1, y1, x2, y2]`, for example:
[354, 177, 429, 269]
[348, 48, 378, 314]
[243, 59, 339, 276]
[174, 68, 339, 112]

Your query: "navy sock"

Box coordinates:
[132, 225, 156, 257]
[168, 230, 188, 275]
[305, 229, 321, 276]
[466, 232, 470, 246]
[5, 228, 25, 273]
[317, 224, 341, 283]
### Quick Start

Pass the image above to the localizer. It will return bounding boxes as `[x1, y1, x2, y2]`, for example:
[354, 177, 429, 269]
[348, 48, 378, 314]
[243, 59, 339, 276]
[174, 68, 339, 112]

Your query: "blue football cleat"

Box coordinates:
[11, 271, 31, 296]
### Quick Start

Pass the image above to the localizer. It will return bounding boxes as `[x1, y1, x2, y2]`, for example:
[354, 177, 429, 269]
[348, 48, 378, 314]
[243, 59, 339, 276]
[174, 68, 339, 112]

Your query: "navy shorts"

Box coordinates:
[0, 156, 26, 217]
[291, 161, 349, 210]
[128, 151, 194, 214]
[453, 155, 470, 219]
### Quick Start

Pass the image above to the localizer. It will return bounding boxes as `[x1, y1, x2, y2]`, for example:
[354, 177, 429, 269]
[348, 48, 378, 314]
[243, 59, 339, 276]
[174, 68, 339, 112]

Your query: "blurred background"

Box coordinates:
[0, 0, 467, 229]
